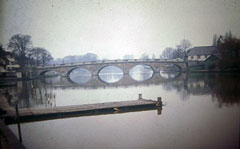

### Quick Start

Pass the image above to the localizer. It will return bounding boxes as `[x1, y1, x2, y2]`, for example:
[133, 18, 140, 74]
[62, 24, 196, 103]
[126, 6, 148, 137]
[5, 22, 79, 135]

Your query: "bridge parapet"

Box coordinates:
[37, 59, 184, 69]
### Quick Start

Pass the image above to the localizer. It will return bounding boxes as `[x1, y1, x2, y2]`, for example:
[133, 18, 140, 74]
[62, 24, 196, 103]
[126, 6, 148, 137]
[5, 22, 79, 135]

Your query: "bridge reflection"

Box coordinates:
[3, 73, 240, 110]
[40, 72, 184, 89]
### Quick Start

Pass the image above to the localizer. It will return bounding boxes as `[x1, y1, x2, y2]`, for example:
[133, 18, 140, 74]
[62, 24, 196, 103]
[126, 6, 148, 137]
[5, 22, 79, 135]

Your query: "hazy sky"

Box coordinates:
[0, 0, 240, 59]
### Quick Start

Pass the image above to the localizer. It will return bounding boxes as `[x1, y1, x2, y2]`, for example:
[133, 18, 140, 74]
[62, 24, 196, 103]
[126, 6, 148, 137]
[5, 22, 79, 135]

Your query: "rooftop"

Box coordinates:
[187, 46, 220, 56]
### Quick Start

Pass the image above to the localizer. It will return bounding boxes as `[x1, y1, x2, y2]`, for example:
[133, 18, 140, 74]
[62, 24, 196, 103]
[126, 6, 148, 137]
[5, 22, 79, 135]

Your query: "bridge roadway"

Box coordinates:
[34, 59, 186, 77]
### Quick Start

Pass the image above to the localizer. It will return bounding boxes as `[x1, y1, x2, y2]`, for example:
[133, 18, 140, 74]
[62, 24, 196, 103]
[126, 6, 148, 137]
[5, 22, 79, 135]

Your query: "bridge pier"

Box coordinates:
[59, 72, 68, 77]
[123, 70, 129, 74]
[92, 72, 98, 76]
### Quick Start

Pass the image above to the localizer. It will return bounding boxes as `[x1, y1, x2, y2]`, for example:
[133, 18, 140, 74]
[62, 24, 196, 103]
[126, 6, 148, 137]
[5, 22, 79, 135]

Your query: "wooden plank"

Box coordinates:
[22, 100, 156, 115]
[2, 99, 161, 124]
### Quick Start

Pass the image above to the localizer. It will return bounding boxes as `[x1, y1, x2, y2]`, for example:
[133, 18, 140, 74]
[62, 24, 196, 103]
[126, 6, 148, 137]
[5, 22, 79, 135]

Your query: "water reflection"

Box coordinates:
[161, 64, 180, 72]
[160, 71, 180, 79]
[43, 76, 62, 85]
[69, 68, 91, 84]
[3, 73, 239, 149]
[42, 70, 59, 77]
[210, 74, 240, 107]
[98, 66, 123, 83]
[3, 81, 56, 109]
[129, 65, 153, 81]
[1, 73, 240, 109]
[161, 73, 240, 107]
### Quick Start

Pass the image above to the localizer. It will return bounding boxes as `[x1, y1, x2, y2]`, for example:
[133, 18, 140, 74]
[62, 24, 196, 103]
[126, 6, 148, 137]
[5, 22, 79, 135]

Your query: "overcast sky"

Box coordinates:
[0, 0, 240, 59]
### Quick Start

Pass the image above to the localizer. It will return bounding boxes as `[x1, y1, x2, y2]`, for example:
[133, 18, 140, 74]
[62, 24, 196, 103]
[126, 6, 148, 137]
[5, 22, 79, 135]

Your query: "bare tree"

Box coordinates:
[161, 40, 191, 61]
[30, 47, 53, 66]
[41, 50, 53, 65]
[8, 34, 32, 67]
[172, 45, 184, 59]
[29, 47, 42, 66]
[140, 53, 149, 59]
[123, 54, 134, 59]
[179, 39, 192, 62]
[152, 54, 156, 59]
[179, 39, 192, 52]
[161, 47, 174, 59]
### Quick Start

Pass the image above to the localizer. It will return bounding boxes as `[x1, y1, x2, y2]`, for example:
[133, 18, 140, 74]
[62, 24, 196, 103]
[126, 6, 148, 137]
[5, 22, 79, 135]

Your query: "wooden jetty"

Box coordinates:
[2, 95, 162, 125]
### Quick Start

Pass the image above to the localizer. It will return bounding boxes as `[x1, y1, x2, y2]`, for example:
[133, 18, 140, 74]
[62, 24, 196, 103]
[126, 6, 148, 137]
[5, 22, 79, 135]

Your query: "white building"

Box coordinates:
[0, 49, 21, 78]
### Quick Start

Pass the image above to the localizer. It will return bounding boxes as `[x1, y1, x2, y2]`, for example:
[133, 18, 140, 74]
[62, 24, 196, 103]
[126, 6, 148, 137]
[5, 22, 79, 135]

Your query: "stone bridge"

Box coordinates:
[34, 59, 186, 77]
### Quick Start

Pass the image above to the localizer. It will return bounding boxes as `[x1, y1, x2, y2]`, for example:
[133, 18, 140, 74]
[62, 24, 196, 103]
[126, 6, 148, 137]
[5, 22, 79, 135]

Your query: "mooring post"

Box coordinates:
[157, 97, 162, 115]
[138, 94, 142, 100]
[15, 103, 22, 143]
[157, 106, 162, 115]
[156, 97, 162, 107]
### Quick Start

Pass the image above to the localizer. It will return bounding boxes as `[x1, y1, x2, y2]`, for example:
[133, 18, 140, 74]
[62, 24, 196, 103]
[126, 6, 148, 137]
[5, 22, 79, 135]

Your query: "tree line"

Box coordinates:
[52, 53, 98, 64]
[1, 34, 53, 68]
[160, 39, 192, 60]
[213, 31, 240, 70]
[3, 32, 239, 71]
[160, 32, 240, 71]
[1, 34, 102, 69]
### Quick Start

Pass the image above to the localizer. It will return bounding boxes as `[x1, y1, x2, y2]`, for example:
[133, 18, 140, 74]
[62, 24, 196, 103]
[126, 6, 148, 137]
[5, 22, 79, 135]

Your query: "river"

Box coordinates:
[3, 67, 240, 148]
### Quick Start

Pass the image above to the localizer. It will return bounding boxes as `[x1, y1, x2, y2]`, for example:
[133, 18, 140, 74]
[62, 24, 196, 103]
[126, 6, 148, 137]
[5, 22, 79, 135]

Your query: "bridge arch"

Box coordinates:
[129, 64, 155, 82]
[172, 64, 182, 71]
[66, 67, 91, 77]
[39, 70, 52, 76]
[97, 65, 124, 76]
[158, 63, 182, 72]
[39, 70, 61, 77]
[97, 65, 124, 84]
[129, 64, 155, 72]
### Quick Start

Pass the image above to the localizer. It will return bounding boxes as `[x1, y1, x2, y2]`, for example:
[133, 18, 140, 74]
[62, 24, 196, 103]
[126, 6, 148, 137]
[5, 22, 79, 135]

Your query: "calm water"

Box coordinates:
[4, 70, 240, 148]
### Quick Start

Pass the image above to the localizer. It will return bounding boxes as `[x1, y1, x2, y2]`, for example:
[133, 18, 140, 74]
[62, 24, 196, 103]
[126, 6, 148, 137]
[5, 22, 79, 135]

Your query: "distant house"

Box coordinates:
[0, 49, 11, 73]
[5, 52, 20, 71]
[187, 46, 220, 71]
[0, 48, 20, 77]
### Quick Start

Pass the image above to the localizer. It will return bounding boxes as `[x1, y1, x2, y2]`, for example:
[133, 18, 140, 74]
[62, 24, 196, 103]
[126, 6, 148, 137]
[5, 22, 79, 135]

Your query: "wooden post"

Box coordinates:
[15, 104, 22, 143]
[156, 97, 162, 106]
[157, 97, 162, 115]
[157, 106, 162, 115]
[138, 94, 142, 100]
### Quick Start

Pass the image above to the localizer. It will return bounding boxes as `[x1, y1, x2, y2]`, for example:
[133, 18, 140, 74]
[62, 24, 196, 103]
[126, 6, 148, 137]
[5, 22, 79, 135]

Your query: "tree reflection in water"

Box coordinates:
[211, 74, 240, 107]
[2, 73, 240, 109]
[161, 73, 240, 107]
[4, 80, 56, 109]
